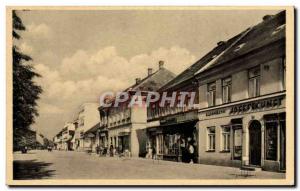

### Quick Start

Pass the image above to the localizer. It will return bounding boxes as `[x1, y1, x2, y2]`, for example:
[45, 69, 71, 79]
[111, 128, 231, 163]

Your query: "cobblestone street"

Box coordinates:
[13, 150, 285, 180]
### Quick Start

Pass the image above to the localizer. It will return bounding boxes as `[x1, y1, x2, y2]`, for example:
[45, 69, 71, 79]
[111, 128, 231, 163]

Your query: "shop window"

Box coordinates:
[233, 127, 242, 160]
[265, 121, 278, 161]
[222, 77, 232, 104]
[163, 134, 180, 155]
[207, 82, 216, 107]
[248, 66, 260, 98]
[207, 127, 215, 151]
[221, 126, 230, 151]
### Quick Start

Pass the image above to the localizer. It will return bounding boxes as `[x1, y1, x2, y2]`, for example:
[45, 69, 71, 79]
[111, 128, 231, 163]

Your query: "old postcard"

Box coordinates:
[6, 6, 294, 186]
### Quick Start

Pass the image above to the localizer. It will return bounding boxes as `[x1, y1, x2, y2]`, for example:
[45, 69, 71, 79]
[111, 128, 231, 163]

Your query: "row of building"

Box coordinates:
[53, 11, 286, 172]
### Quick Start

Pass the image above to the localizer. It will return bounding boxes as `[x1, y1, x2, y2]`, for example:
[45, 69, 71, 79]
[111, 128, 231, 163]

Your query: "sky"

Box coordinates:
[15, 9, 280, 139]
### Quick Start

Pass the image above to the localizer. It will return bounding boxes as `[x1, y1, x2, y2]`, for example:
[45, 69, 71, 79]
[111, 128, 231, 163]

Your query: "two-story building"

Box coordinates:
[196, 11, 286, 172]
[98, 61, 175, 157]
[145, 16, 249, 163]
[147, 11, 286, 172]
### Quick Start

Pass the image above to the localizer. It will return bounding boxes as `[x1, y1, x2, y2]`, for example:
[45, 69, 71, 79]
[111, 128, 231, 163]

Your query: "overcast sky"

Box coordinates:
[16, 9, 280, 138]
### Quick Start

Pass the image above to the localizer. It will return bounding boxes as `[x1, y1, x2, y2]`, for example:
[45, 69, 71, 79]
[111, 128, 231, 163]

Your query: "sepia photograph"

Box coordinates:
[6, 6, 294, 186]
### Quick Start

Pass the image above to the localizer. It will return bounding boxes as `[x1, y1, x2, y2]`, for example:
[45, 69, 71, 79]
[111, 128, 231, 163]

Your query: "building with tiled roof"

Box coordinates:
[98, 61, 175, 157]
[146, 10, 287, 172]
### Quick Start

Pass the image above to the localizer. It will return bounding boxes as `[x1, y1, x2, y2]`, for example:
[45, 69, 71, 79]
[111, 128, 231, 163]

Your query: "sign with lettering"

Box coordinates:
[229, 96, 284, 114]
[160, 111, 197, 125]
[206, 108, 226, 116]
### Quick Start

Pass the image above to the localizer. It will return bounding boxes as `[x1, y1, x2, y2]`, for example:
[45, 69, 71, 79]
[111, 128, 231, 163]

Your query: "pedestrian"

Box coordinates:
[109, 144, 114, 157]
[152, 146, 156, 160]
[188, 141, 195, 164]
[96, 144, 100, 154]
[180, 137, 187, 162]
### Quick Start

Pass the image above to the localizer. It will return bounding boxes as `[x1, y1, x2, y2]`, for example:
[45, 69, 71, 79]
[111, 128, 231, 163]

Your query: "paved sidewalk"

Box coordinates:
[13, 150, 285, 179]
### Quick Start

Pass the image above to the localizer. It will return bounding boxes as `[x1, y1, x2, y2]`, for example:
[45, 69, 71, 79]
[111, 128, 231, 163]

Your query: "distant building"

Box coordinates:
[74, 103, 99, 152]
[61, 122, 75, 150]
[53, 130, 63, 150]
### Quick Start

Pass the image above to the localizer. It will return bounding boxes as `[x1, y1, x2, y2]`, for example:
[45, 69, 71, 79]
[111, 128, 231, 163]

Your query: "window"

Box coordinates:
[222, 77, 232, 104]
[221, 126, 230, 151]
[233, 127, 242, 160]
[282, 57, 286, 90]
[248, 66, 260, 98]
[265, 122, 278, 160]
[207, 127, 216, 151]
[207, 82, 216, 107]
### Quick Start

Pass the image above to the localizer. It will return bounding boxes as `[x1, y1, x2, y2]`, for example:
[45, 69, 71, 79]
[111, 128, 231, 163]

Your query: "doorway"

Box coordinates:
[249, 120, 262, 166]
[280, 120, 286, 170]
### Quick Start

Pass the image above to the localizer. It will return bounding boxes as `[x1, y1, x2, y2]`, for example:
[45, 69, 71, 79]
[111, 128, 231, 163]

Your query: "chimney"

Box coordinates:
[148, 68, 153, 76]
[159, 60, 164, 69]
[263, 15, 273, 21]
[135, 78, 141, 84]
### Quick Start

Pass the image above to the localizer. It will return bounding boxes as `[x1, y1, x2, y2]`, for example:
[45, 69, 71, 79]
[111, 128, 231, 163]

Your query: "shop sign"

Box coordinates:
[160, 111, 197, 125]
[160, 118, 177, 125]
[229, 96, 284, 114]
[206, 108, 226, 116]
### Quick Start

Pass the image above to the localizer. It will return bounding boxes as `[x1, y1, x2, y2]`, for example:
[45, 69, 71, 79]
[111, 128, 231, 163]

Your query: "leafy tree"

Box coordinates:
[13, 10, 42, 150]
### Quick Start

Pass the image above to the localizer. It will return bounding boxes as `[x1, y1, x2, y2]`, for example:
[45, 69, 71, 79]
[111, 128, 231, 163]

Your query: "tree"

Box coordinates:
[13, 10, 43, 150]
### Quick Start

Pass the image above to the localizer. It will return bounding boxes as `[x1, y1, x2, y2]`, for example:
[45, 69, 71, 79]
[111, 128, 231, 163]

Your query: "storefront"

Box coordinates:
[108, 126, 131, 155]
[118, 132, 130, 153]
[147, 110, 198, 163]
[198, 94, 286, 171]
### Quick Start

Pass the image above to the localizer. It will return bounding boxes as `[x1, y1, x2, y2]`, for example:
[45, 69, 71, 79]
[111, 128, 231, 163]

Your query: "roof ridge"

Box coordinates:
[194, 27, 253, 75]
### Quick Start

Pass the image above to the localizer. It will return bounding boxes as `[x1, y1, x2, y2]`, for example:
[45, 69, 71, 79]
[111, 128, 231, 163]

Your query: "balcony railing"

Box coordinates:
[106, 108, 131, 128]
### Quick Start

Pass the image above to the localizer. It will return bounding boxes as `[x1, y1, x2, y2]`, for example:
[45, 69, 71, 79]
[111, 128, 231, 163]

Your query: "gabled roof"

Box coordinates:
[160, 10, 285, 91]
[84, 122, 100, 135]
[160, 31, 246, 91]
[98, 67, 175, 109]
[197, 10, 286, 73]
[125, 67, 176, 92]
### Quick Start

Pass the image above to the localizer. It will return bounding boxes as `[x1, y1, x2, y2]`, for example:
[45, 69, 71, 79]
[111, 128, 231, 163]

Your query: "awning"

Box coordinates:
[84, 123, 100, 135]
[86, 133, 95, 138]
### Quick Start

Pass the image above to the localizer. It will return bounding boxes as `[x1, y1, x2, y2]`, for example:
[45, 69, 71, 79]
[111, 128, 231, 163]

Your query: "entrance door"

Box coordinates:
[249, 120, 262, 166]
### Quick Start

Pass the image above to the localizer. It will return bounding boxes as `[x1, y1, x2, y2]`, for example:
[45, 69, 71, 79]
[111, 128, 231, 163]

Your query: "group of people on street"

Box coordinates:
[146, 136, 196, 163]
[95, 144, 131, 157]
